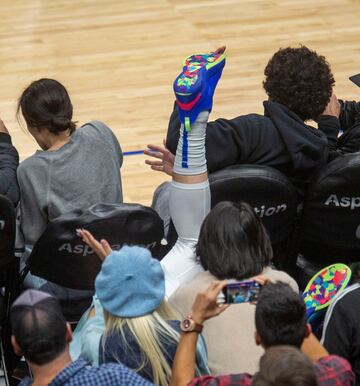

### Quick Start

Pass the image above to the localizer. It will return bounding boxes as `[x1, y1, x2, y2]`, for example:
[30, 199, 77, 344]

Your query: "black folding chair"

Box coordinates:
[27, 202, 164, 320]
[0, 195, 20, 386]
[166, 165, 299, 273]
[300, 153, 360, 266]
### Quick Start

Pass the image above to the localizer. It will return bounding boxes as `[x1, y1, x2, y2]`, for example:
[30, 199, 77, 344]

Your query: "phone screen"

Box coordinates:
[349, 74, 360, 88]
[222, 281, 261, 304]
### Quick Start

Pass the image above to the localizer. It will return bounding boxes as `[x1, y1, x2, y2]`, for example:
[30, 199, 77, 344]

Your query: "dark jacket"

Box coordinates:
[321, 283, 360, 385]
[0, 133, 19, 206]
[166, 100, 359, 196]
[319, 100, 360, 161]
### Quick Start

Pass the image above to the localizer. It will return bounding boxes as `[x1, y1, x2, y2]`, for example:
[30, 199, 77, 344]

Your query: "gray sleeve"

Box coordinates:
[17, 159, 49, 246]
[81, 121, 123, 168]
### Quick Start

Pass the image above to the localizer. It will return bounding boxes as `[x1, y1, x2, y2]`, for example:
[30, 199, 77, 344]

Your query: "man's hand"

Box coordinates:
[321, 93, 340, 118]
[144, 140, 175, 176]
[190, 281, 229, 325]
[78, 229, 112, 261]
[0, 120, 9, 134]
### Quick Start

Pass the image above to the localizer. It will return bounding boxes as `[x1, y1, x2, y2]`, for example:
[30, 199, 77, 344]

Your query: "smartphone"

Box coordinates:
[349, 74, 360, 88]
[222, 281, 261, 304]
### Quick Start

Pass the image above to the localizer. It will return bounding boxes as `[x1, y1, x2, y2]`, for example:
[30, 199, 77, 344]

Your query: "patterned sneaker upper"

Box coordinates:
[173, 49, 226, 131]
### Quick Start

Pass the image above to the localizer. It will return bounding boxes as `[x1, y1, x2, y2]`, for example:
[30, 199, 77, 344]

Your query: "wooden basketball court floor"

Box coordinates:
[1, 0, 360, 206]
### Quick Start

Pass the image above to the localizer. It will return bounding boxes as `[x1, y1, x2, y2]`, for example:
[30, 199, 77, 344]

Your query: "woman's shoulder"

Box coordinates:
[262, 266, 299, 293]
[78, 121, 115, 140]
[77, 121, 122, 158]
[17, 152, 50, 178]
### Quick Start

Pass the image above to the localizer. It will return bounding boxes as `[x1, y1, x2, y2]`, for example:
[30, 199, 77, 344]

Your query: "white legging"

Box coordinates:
[161, 111, 210, 297]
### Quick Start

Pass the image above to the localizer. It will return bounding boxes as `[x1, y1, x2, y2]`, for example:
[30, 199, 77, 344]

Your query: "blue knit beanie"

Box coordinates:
[95, 245, 165, 318]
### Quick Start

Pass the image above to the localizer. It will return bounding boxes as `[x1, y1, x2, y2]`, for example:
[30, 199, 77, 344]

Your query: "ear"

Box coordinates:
[11, 336, 23, 357]
[65, 322, 73, 343]
[305, 323, 312, 338]
[255, 331, 262, 346]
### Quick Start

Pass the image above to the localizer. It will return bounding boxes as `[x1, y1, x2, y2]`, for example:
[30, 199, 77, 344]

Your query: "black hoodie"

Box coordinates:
[166, 101, 334, 197]
[0, 133, 19, 206]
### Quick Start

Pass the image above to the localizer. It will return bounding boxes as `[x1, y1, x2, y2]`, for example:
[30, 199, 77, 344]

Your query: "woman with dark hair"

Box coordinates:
[168, 199, 298, 376]
[196, 201, 273, 280]
[16, 78, 123, 248]
[15, 79, 123, 297]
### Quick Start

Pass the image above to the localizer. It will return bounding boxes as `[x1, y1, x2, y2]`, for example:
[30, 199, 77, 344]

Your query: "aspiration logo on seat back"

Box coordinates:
[253, 204, 287, 218]
[324, 194, 360, 210]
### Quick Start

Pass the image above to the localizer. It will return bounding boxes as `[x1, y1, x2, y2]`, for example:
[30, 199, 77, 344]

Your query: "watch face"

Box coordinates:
[181, 318, 194, 331]
[183, 319, 191, 329]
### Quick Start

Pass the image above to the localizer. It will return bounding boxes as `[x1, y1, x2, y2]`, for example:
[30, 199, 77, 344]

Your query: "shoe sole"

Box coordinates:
[303, 263, 351, 317]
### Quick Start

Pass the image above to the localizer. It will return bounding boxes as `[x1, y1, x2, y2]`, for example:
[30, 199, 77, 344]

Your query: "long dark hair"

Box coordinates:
[196, 201, 273, 280]
[17, 78, 76, 135]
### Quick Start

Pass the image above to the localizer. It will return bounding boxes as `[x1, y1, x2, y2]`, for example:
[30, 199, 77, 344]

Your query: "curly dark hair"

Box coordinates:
[263, 46, 335, 121]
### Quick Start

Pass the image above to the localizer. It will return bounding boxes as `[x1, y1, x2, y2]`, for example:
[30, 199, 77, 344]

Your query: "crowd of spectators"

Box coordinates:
[1, 45, 360, 386]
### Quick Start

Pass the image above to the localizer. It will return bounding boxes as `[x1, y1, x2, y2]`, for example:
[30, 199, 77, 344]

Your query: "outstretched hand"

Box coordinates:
[144, 139, 175, 176]
[190, 281, 229, 325]
[78, 229, 112, 261]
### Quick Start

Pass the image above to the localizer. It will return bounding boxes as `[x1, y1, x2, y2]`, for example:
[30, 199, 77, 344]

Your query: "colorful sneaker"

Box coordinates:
[303, 263, 351, 321]
[173, 48, 226, 132]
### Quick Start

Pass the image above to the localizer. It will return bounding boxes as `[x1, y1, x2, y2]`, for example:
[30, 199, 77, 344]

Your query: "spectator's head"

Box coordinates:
[252, 346, 318, 386]
[96, 245, 180, 386]
[17, 78, 76, 148]
[255, 282, 310, 348]
[263, 46, 334, 121]
[196, 201, 273, 280]
[10, 289, 72, 366]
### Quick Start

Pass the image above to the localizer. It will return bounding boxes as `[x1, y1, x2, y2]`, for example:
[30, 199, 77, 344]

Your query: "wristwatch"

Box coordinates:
[180, 315, 203, 333]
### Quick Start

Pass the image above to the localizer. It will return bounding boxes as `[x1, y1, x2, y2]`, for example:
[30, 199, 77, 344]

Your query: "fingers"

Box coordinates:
[144, 151, 164, 160]
[101, 239, 113, 257]
[254, 275, 269, 286]
[78, 229, 109, 260]
[146, 144, 166, 153]
[145, 160, 163, 167]
[144, 160, 164, 172]
[208, 280, 228, 296]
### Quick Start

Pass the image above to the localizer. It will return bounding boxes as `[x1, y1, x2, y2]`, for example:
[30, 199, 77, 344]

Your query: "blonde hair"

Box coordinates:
[103, 301, 181, 386]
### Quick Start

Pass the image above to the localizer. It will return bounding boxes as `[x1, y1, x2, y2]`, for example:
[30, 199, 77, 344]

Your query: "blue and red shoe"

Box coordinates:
[173, 47, 226, 132]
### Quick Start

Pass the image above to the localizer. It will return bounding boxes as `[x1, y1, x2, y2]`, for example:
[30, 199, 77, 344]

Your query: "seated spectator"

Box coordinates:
[147, 47, 360, 229]
[11, 78, 123, 298]
[170, 282, 354, 386]
[168, 201, 298, 375]
[15, 78, 123, 249]
[71, 241, 209, 385]
[10, 289, 152, 386]
[252, 345, 318, 386]
[321, 262, 360, 385]
[0, 119, 19, 206]
[165, 46, 360, 193]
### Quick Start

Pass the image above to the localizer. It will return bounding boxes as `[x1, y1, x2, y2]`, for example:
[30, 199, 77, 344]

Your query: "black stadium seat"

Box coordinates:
[300, 152, 360, 265]
[166, 165, 299, 271]
[209, 165, 298, 248]
[0, 195, 20, 385]
[29, 203, 164, 291]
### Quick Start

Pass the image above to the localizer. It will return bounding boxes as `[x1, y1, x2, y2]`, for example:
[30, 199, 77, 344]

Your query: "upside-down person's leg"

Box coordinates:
[161, 49, 225, 297]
